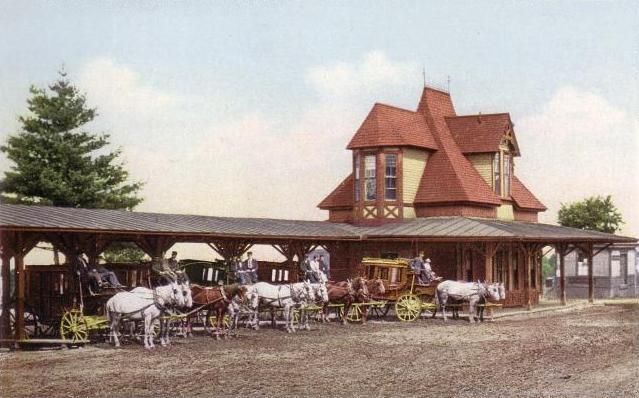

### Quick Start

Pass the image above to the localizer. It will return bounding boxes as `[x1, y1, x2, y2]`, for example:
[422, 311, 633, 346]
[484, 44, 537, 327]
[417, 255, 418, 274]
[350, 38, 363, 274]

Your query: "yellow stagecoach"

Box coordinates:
[362, 257, 440, 322]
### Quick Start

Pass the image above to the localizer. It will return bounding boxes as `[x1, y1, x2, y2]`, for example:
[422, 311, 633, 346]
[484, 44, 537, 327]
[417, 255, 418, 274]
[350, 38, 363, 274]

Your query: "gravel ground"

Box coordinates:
[1, 305, 638, 398]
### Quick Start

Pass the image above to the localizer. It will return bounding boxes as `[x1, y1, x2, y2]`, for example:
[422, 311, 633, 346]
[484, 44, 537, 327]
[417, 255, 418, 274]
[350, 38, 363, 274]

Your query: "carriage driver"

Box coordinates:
[411, 251, 437, 284]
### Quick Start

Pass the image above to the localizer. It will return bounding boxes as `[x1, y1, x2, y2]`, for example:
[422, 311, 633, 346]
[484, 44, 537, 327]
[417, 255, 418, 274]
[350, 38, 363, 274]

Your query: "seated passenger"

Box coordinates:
[152, 256, 178, 284]
[95, 264, 124, 288]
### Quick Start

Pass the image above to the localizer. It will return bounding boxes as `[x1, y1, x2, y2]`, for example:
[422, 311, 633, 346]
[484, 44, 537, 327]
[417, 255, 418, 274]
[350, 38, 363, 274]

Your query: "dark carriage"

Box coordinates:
[17, 262, 153, 343]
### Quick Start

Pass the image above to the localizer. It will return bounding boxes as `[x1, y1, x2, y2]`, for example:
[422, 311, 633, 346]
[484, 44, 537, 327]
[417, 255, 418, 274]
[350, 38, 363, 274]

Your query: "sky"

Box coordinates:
[1, 1, 637, 261]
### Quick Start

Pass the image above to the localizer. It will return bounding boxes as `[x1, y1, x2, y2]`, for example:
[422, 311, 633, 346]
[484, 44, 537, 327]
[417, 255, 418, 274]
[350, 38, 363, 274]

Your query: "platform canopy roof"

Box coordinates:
[0, 204, 635, 244]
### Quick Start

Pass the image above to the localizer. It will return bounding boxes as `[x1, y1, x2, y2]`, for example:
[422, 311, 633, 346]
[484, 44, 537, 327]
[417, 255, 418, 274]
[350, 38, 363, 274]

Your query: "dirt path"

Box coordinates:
[1, 305, 637, 398]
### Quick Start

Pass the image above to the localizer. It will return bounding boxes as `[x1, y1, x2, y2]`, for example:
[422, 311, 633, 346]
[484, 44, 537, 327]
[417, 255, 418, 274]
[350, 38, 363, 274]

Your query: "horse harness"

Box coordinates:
[261, 284, 306, 307]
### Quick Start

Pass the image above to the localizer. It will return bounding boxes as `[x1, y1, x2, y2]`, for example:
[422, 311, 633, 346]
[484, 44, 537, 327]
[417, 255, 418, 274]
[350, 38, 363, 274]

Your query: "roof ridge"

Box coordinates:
[373, 102, 418, 114]
[445, 112, 510, 119]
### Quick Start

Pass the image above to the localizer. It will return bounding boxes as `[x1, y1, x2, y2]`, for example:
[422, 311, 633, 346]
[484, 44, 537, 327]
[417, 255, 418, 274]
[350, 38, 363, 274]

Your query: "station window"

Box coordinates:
[364, 155, 376, 200]
[384, 154, 397, 200]
[493, 152, 501, 196]
[503, 154, 511, 197]
[354, 154, 361, 201]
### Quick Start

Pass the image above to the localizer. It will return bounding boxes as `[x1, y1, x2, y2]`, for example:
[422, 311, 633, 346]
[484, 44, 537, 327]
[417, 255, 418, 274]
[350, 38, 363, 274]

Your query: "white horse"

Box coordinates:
[106, 282, 187, 349]
[129, 281, 193, 342]
[248, 281, 312, 333]
[226, 288, 259, 335]
[435, 280, 501, 323]
[298, 282, 329, 331]
[477, 282, 506, 322]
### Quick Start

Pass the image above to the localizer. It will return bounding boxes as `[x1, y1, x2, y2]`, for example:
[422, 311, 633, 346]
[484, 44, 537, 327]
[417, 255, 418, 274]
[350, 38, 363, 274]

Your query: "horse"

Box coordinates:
[189, 283, 247, 340]
[227, 288, 258, 334]
[247, 281, 312, 333]
[323, 278, 369, 324]
[106, 281, 186, 349]
[130, 280, 193, 341]
[477, 282, 506, 322]
[434, 280, 501, 323]
[298, 282, 329, 330]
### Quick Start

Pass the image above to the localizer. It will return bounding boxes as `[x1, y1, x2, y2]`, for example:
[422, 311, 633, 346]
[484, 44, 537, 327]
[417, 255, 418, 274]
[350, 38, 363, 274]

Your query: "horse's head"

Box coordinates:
[498, 282, 506, 300]
[346, 279, 355, 296]
[315, 282, 329, 303]
[167, 281, 186, 308]
[370, 278, 385, 296]
[181, 281, 193, 308]
[236, 284, 249, 302]
[301, 280, 313, 302]
[484, 282, 501, 302]
[355, 277, 370, 300]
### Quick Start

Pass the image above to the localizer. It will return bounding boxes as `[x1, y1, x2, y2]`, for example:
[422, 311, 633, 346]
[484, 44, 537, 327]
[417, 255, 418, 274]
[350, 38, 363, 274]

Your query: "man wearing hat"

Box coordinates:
[243, 251, 259, 284]
[410, 251, 426, 284]
[420, 258, 435, 284]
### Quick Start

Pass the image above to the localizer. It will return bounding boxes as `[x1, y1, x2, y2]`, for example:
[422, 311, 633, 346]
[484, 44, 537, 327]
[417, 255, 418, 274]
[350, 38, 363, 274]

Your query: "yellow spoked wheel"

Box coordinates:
[395, 294, 422, 322]
[346, 304, 363, 322]
[292, 310, 300, 326]
[207, 314, 231, 329]
[60, 309, 89, 342]
[223, 314, 231, 329]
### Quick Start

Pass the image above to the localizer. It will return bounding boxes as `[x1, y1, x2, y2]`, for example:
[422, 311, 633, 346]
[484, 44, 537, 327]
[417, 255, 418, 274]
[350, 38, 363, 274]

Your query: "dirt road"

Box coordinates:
[1, 305, 637, 398]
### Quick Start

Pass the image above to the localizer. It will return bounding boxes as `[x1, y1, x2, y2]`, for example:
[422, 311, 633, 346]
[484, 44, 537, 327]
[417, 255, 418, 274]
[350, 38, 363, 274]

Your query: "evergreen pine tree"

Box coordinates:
[1, 70, 143, 209]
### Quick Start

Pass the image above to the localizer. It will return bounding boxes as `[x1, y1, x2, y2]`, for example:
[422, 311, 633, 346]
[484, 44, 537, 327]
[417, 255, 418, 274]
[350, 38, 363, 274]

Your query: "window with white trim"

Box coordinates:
[364, 155, 376, 200]
[354, 154, 361, 201]
[493, 152, 501, 196]
[384, 154, 397, 200]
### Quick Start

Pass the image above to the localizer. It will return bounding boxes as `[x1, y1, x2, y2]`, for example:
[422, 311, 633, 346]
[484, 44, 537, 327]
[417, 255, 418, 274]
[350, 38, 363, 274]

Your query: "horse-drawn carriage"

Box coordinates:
[361, 257, 439, 322]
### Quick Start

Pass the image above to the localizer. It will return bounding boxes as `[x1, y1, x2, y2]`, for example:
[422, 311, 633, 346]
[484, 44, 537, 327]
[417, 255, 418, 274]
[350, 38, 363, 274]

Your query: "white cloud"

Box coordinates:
[516, 86, 639, 236]
[306, 50, 418, 100]
[78, 57, 179, 119]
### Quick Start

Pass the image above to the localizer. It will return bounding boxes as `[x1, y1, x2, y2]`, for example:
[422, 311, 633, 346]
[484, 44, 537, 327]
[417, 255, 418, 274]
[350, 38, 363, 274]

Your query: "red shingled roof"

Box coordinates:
[511, 176, 546, 211]
[414, 87, 502, 206]
[346, 103, 438, 150]
[446, 113, 520, 155]
[318, 174, 354, 209]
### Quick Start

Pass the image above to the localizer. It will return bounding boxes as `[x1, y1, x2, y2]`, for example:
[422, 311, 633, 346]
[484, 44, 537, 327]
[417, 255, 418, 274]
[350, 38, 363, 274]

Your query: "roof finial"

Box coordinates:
[447, 75, 451, 92]
[422, 66, 426, 88]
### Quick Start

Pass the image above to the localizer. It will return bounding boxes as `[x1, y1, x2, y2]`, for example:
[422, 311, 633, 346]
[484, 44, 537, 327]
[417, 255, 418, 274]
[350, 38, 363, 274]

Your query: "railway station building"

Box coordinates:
[0, 85, 635, 342]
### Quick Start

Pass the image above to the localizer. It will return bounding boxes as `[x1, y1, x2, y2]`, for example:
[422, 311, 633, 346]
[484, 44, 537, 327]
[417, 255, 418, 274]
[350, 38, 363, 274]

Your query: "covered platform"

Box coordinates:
[0, 203, 635, 343]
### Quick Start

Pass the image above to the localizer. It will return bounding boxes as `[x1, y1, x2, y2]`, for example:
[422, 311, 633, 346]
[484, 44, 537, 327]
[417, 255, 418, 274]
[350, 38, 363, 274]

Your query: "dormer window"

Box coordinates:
[385, 154, 397, 200]
[493, 152, 501, 196]
[364, 155, 376, 200]
[354, 154, 361, 201]
[503, 153, 511, 197]
[493, 151, 512, 198]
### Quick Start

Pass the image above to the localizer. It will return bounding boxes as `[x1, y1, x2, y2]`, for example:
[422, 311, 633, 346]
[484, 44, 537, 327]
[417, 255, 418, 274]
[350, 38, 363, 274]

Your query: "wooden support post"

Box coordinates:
[559, 250, 566, 306]
[0, 253, 11, 341]
[524, 247, 532, 311]
[586, 243, 594, 303]
[554, 243, 575, 306]
[15, 241, 25, 341]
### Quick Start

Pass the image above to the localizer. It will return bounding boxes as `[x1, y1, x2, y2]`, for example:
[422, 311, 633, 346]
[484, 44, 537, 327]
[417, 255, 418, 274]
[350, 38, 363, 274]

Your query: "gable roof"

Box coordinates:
[446, 113, 520, 156]
[511, 176, 547, 211]
[346, 103, 438, 150]
[414, 87, 502, 206]
[318, 174, 354, 209]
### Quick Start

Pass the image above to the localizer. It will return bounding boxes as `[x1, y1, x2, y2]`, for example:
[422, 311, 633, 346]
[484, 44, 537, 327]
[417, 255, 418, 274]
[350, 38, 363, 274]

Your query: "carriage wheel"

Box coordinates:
[395, 294, 422, 322]
[8, 305, 40, 339]
[60, 310, 89, 342]
[206, 312, 231, 331]
[346, 304, 363, 322]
